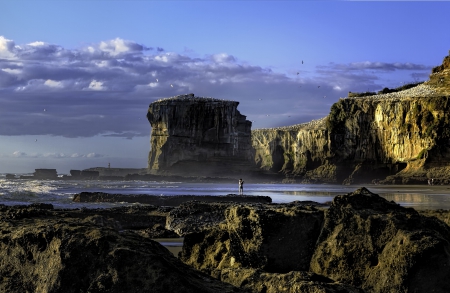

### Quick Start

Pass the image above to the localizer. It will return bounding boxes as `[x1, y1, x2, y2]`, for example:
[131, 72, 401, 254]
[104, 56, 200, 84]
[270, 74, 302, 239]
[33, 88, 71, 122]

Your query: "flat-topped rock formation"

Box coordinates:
[73, 192, 272, 206]
[252, 52, 450, 184]
[147, 94, 255, 177]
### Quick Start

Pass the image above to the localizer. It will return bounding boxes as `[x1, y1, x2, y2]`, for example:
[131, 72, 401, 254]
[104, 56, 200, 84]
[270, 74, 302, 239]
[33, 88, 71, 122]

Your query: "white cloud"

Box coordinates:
[0, 36, 434, 137]
[44, 79, 64, 88]
[0, 36, 16, 59]
[12, 151, 27, 157]
[87, 80, 105, 91]
[28, 41, 45, 47]
[1, 68, 22, 75]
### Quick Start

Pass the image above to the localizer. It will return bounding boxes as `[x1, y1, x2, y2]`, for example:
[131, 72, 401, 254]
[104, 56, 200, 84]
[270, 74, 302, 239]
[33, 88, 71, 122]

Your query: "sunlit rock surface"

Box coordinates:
[179, 188, 450, 293]
[147, 94, 254, 176]
[252, 52, 450, 184]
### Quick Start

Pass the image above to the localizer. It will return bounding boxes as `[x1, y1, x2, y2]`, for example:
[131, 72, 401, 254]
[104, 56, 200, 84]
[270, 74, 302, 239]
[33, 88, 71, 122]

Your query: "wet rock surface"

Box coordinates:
[73, 192, 272, 206]
[3, 187, 450, 292]
[0, 204, 244, 293]
[179, 188, 450, 293]
[310, 187, 450, 292]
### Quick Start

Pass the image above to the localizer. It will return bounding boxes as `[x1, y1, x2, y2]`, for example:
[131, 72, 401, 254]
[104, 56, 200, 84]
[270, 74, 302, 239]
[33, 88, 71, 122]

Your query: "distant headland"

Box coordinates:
[6, 52, 450, 185]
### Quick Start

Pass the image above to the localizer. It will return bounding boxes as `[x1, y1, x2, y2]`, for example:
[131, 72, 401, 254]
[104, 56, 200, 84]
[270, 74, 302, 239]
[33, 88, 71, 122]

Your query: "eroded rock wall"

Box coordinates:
[252, 53, 450, 185]
[147, 94, 254, 176]
[253, 92, 450, 184]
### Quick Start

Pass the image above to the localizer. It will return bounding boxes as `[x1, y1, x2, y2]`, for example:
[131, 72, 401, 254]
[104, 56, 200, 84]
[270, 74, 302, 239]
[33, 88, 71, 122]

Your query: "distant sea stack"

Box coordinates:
[147, 94, 254, 176]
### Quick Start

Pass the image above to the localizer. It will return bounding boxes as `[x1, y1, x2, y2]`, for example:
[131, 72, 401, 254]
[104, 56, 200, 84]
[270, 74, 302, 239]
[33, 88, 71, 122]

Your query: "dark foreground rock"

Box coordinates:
[73, 192, 272, 206]
[179, 188, 450, 293]
[310, 187, 450, 292]
[215, 268, 365, 293]
[0, 205, 245, 293]
[180, 202, 324, 274]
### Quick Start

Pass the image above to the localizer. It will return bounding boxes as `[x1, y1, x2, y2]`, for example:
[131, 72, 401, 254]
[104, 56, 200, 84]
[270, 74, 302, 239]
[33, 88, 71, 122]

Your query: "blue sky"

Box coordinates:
[1, 0, 449, 174]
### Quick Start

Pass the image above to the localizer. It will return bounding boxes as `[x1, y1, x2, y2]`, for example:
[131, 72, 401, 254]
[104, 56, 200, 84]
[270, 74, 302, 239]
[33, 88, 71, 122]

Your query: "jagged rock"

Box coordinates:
[252, 52, 450, 184]
[309, 187, 450, 293]
[166, 201, 236, 236]
[0, 208, 245, 293]
[180, 203, 324, 274]
[147, 94, 254, 177]
[214, 268, 365, 293]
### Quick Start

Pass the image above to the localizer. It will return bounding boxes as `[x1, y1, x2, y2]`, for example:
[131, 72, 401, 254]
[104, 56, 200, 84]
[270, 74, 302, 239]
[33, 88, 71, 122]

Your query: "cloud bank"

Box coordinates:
[0, 36, 433, 138]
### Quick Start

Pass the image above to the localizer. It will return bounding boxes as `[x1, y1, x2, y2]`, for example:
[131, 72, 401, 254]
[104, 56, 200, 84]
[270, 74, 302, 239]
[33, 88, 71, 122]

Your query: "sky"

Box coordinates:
[1, 0, 449, 174]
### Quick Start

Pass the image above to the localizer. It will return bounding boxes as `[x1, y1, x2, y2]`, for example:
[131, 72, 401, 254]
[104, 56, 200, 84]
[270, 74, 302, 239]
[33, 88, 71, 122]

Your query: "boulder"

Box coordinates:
[0, 210, 245, 293]
[180, 202, 324, 274]
[215, 268, 365, 293]
[310, 187, 450, 293]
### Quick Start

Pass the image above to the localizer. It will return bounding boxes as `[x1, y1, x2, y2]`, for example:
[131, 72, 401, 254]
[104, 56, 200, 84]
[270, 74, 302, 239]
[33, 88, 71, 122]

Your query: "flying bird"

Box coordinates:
[318, 86, 320, 88]
[156, 79, 158, 82]
[302, 60, 304, 64]
[170, 84, 173, 87]
[296, 72, 299, 75]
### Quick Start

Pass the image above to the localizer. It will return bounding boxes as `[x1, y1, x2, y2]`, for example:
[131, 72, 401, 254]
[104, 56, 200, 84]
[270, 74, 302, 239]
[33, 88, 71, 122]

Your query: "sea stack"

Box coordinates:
[147, 94, 254, 176]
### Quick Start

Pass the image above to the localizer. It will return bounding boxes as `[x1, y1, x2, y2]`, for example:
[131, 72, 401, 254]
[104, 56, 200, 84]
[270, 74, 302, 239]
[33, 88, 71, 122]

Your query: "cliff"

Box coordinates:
[253, 52, 450, 184]
[147, 94, 254, 176]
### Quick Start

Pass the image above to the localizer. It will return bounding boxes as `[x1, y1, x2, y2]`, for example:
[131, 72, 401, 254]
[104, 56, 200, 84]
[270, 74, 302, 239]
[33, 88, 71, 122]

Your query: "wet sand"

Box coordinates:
[153, 238, 184, 256]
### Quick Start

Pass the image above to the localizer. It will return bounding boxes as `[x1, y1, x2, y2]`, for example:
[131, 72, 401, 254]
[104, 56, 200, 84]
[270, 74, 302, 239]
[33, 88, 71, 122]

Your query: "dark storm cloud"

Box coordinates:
[0, 36, 434, 137]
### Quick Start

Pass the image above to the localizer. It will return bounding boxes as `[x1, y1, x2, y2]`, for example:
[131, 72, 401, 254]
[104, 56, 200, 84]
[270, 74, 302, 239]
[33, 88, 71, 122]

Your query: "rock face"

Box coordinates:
[310, 187, 450, 292]
[216, 268, 365, 293]
[147, 94, 254, 176]
[252, 52, 450, 184]
[0, 204, 245, 293]
[180, 203, 324, 273]
[179, 188, 450, 293]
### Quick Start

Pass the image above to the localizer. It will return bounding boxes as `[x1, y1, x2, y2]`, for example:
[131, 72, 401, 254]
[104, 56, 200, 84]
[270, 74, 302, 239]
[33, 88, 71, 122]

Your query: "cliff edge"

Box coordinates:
[147, 94, 255, 177]
[253, 51, 450, 184]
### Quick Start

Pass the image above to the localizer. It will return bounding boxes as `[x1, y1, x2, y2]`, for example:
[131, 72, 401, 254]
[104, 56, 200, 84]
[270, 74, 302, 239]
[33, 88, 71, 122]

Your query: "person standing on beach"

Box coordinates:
[239, 179, 244, 195]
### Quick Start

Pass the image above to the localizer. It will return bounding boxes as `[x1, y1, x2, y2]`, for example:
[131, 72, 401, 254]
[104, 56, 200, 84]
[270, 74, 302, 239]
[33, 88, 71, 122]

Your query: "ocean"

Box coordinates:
[1, 174, 450, 210]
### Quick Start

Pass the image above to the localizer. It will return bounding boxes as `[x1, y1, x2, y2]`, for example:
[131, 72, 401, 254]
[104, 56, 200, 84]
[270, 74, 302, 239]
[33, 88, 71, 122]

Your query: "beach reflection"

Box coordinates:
[266, 185, 450, 210]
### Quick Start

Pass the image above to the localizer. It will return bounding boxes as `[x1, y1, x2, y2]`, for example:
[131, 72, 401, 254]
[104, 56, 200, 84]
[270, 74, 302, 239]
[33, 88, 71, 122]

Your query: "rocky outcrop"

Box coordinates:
[73, 192, 271, 206]
[215, 268, 365, 293]
[179, 188, 450, 293]
[180, 203, 324, 274]
[147, 94, 254, 177]
[252, 52, 450, 184]
[0, 205, 244, 293]
[310, 187, 450, 292]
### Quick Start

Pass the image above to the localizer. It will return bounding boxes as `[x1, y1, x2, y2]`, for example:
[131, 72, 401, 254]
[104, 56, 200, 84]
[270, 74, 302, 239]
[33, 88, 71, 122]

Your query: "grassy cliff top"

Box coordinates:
[151, 93, 238, 105]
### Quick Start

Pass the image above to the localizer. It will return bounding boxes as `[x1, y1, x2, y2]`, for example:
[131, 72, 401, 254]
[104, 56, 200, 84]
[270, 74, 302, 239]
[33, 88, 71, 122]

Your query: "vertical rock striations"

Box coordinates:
[147, 94, 254, 176]
[252, 52, 450, 184]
